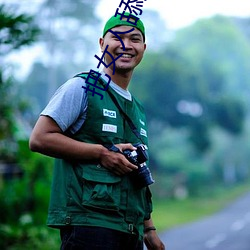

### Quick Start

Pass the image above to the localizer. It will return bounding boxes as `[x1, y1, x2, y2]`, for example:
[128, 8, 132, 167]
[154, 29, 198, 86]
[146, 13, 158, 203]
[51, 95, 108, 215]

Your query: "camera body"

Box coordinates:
[123, 143, 154, 188]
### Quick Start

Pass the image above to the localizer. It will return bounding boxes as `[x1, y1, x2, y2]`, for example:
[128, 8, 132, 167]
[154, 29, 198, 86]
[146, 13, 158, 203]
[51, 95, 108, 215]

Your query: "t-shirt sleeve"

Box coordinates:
[41, 77, 87, 133]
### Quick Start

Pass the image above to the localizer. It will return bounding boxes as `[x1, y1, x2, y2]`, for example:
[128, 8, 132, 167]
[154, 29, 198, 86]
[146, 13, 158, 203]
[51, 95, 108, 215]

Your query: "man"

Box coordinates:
[29, 12, 165, 250]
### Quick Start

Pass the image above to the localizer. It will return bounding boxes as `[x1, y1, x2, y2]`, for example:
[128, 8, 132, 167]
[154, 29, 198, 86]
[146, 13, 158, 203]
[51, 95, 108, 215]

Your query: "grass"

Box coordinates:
[151, 183, 250, 232]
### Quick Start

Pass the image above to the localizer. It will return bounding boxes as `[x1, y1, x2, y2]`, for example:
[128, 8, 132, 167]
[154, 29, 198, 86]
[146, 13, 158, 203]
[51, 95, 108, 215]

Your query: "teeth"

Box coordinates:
[121, 54, 132, 58]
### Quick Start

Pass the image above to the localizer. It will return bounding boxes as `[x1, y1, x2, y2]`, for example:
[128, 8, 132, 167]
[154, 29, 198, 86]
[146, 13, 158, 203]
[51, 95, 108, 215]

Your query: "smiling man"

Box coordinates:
[29, 12, 165, 250]
[100, 15, 146, 88]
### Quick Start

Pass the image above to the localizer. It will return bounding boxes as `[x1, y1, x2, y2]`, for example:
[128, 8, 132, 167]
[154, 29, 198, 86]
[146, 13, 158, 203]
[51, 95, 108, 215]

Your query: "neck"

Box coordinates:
[104, 68, 133, 90]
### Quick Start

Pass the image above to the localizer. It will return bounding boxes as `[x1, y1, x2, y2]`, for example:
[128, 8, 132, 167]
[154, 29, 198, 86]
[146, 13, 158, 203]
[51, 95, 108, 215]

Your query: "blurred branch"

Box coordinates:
[0, 4, 40, 56]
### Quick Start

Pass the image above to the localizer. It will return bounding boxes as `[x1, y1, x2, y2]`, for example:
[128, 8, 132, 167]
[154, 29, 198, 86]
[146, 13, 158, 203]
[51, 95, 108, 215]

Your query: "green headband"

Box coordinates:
[103, 12, 145, 41]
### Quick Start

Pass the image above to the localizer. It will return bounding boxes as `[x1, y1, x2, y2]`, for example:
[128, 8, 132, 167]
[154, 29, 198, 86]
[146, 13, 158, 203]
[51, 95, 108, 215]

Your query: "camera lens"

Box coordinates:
[123, 143, 154, 188]
[136, 163, 155, 188]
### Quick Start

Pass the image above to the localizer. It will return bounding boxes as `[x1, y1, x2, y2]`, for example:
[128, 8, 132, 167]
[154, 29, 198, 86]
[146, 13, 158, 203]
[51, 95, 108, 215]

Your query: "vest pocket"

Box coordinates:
[81, 165, 122, 211]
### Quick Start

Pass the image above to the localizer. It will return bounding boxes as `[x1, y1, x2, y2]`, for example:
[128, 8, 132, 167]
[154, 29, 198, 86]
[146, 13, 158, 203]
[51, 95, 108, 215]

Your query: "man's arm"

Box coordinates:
[144, 218, 165, 250]
[29, 115, 137, 175]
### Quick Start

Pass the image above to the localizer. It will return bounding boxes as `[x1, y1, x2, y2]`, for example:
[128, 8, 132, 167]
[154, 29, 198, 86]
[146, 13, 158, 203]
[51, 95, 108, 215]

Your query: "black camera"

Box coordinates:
[123, 143, 154, 188]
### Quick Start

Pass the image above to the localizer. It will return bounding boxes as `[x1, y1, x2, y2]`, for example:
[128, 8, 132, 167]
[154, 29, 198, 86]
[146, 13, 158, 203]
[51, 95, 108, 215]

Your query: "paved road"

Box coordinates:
[160, 192, 250, 250]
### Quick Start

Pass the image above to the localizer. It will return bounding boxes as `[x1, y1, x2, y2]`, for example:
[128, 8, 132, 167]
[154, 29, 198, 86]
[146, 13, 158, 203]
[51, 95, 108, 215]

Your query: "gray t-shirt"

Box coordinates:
[41, 72, 132, 134]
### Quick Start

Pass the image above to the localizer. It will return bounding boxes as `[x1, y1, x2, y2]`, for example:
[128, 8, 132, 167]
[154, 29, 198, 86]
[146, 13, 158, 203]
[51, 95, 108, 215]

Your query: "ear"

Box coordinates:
[144, 43, 147, 51]
[99, 37, 104, 52]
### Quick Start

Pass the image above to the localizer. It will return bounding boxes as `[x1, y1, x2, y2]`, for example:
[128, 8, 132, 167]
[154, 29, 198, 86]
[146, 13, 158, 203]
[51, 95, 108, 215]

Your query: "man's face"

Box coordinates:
[100, 25, 146, 74]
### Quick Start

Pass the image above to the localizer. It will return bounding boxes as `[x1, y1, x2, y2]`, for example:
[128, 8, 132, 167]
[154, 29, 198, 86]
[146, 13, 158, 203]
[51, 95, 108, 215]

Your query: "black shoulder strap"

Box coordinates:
[75, 71, 144, 143]
[106, 89, 143, 142]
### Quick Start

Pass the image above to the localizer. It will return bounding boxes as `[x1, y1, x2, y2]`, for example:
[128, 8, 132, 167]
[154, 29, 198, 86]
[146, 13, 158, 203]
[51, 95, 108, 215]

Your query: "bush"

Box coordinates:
[0, 140, 58, 249]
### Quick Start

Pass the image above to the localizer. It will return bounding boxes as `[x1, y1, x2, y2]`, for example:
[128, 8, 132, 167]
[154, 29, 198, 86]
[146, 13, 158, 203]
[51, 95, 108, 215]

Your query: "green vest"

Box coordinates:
[47, 74, 152, 239]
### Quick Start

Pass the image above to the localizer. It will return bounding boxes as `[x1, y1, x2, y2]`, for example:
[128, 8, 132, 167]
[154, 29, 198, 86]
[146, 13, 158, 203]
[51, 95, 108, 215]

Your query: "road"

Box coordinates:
[159, 192, 250, 250]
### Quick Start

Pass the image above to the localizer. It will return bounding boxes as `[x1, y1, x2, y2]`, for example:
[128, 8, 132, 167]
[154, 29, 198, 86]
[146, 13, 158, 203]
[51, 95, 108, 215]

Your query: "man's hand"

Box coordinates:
[99, 143, 138, 175]
[144, 230, 165, 250]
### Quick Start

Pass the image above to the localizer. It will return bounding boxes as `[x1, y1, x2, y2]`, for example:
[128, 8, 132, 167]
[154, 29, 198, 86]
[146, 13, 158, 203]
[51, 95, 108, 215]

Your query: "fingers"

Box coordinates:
[100, 145, 138, 175]
[115, 143, 137, 152]
[109, 152, 138, 174]
[109, 162, 135, 176]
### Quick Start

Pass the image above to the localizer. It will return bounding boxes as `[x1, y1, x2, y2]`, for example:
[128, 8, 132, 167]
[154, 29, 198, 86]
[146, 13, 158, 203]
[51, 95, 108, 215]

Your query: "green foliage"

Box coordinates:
[234, 17, 250, 41]
[19, 0, 102, 111]
[185, 162, 212, 196]
[0, 76, 15, 140]
[0, 76, 18, 161]
[0, 141, 53, 224]
[188, 119, 211, 153]
[133, 15, 249, 153]
[0, 140, 57, 249]
[174, 15, 250, 98]
[0, 73, 35, 160]
[0, 224, 60, 250]
[0, 3, 40, 161]
[211, 96, 245, 134]
[132, 52, 197, 127]
[41, 0, 99, 21]
[37, 0, 101, 71]
[19, 62, 69, 114]
[0, 4, 40, 55]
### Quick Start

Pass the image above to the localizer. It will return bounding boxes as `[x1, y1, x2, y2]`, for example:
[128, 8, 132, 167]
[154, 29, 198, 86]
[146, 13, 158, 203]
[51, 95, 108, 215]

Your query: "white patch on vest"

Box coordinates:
[103, 109, 116, 118]
[140, 119, 145, 126]
[102, 124, 117, 133]
[140, 128, 147, 137]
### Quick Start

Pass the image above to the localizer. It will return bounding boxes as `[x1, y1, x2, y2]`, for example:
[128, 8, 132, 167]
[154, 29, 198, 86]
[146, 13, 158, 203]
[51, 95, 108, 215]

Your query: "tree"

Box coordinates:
[174, 15, 250, 100]
[19, 0, 101, 112]
[0, 4, 39, 56]
[35, 0, 101, 99]
[129, 15, 250, 195]
[132, 15, 249, 153]
[0, 3, 39, 161]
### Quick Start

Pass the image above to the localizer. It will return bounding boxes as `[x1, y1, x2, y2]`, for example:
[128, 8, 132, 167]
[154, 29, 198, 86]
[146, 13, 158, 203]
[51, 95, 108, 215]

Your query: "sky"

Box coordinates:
[97, 0, 250, 29]
[1, 0, 250, 29]
[2, 0, 250, 78]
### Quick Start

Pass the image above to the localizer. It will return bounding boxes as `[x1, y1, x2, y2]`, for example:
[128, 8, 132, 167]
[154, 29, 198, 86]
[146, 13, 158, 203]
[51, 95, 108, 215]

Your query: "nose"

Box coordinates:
[120, 38, 132, 51]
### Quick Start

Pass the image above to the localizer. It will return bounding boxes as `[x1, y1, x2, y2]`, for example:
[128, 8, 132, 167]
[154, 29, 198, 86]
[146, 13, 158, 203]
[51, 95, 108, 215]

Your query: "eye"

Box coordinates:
[112, 35, 120, 41]
[132, 37, 141, 42]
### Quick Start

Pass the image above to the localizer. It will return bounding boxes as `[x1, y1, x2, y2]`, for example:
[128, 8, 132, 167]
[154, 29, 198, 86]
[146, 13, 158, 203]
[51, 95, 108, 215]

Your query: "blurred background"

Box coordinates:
[1, 0, 250, 249]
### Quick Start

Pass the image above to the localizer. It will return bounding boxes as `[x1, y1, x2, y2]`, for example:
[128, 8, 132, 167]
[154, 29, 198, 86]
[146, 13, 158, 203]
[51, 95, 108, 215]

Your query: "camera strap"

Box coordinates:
[105, 88, 144, 144]
[74, 71, 144, 144]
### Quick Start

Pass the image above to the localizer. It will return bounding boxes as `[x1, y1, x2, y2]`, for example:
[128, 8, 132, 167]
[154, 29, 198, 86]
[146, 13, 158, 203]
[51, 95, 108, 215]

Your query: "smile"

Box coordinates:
[120, 53, 133, 58]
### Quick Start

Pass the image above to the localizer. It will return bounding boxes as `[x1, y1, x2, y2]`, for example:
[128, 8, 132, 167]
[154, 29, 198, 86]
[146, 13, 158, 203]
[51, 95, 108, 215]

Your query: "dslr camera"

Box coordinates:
[123, 143, 154, 188]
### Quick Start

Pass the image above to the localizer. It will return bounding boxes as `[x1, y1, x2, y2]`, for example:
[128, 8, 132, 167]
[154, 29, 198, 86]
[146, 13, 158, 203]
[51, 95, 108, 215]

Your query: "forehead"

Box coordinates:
[111, 25, 143, 37]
